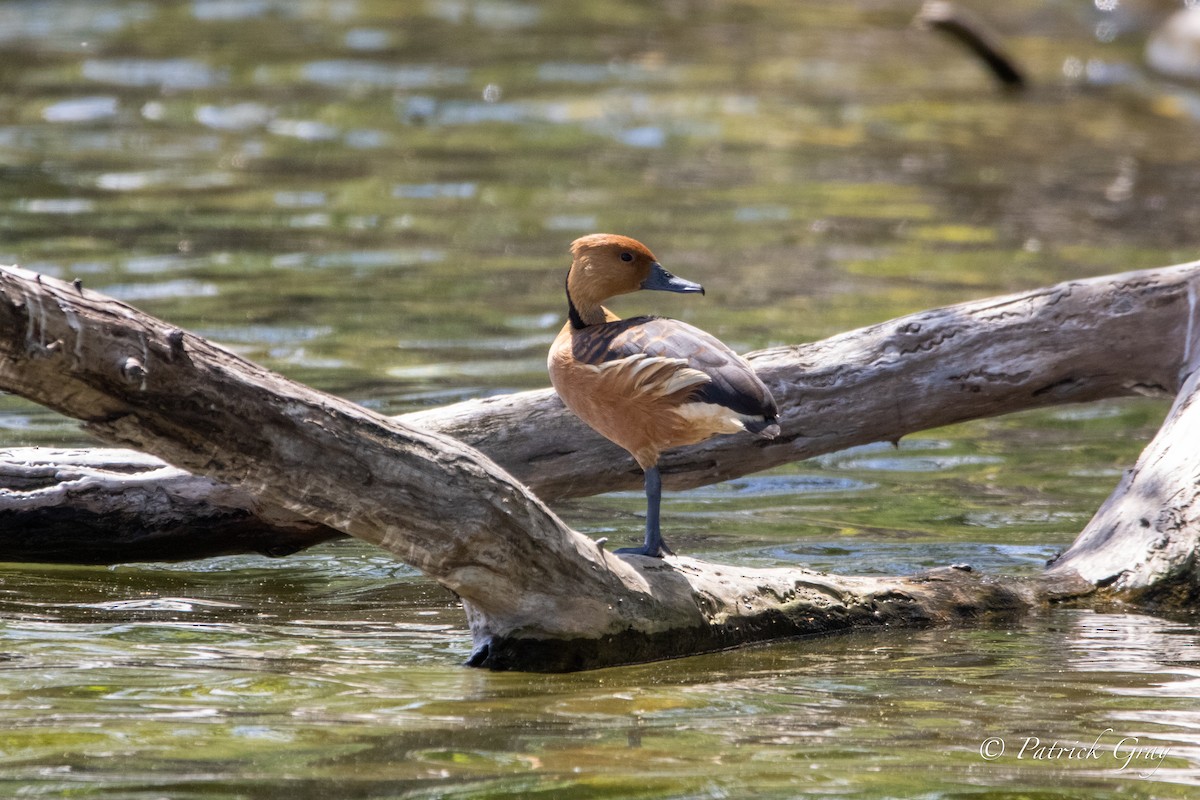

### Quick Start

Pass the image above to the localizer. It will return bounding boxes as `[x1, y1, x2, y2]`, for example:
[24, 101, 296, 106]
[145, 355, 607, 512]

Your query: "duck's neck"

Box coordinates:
[565, 275, 611, 328]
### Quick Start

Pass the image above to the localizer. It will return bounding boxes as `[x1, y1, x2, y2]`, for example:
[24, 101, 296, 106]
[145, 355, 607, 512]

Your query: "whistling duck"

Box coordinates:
[548, 234, 780, 558]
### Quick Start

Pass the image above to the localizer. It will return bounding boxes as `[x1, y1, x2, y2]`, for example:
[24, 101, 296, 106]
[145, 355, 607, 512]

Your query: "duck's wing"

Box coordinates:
[573, 316, 779, 425]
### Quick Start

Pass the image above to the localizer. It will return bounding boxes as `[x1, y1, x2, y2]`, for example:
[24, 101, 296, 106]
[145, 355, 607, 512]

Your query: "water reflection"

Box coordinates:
[428, 0, 542, 29]
[41, 96, 119, 124]
[392, 182, 477, 200]
[271, 248, 446, 269]
[1069, 611, 1200, 683]
[99, 278, 219, 302]
[301, 60, 470, 90]
[82, 58, 227, 90]
[267, 118, 340, 142]
[0, 1, 152, 47]
[16, 198, 96, 214]
[195, 102, 274, 131]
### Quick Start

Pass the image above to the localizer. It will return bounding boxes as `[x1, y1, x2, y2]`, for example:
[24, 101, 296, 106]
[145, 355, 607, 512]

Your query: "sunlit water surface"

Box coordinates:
[1, 1, 1199, 797]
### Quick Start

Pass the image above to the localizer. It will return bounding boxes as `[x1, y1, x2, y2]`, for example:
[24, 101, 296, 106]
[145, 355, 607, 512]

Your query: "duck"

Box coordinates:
[548, 233, 780, 558]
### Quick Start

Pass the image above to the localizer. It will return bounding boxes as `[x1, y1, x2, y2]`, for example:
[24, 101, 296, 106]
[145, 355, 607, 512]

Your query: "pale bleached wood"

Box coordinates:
[0, 263, 1195, 670]
[1047, 283, 1200, 600]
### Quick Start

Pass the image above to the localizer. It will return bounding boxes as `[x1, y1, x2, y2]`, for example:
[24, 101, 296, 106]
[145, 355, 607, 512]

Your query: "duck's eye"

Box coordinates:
[620, 252, 634, 262]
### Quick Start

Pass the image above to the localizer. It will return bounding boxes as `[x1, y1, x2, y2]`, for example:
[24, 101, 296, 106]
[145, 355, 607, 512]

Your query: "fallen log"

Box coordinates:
[0, 262, 1196, 671]
[3, 262, 1196, 563]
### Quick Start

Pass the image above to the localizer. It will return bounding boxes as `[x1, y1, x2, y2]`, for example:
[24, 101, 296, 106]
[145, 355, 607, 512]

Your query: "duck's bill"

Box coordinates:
[641, 262, 705, 295]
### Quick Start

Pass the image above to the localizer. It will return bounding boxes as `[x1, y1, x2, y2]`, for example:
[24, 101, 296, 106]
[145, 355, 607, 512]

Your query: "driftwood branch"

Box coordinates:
[1047, 295, 1200, 604]
[3, 262, 1195, 562]
[0, 262, 1198, 670]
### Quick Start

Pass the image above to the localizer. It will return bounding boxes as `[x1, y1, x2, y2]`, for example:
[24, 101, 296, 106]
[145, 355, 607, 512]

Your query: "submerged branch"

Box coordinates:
[915, 1, 1027, 89]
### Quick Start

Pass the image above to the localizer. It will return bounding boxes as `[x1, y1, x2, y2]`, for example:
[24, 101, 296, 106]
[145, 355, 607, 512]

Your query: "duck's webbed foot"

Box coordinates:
[614, 538, 674, 559]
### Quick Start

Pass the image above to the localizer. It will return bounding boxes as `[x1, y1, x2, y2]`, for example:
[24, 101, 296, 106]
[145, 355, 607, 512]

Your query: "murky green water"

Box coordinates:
[1, 0, 1199, 796]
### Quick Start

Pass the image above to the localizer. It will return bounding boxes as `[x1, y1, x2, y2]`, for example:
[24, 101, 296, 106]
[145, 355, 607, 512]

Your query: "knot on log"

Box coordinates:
[120, 356, 147, 387]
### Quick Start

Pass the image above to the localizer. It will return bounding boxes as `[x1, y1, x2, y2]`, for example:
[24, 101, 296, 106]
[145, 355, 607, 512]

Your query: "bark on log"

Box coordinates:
[0, 447, 341, 563]
[1047, 289, 1200, 605]
[0, 263, 1196, 671]
[4, 262, 1198, 563]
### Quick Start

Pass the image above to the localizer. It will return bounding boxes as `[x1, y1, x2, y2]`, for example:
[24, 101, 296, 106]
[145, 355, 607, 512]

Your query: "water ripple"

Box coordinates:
[429, 0, 541, 29]
[79, 597, 241, 612]
[267, 119, 340, 141]
[195, 102, 275, 131]
[300, 60, 469, 90]
[392, 182, 477, 200]
[537, 61, 674, 84]
[273, 191, 327, 208]
[99, 279, 219, 302]
[191, 0, 270, 20]
[17, 199, 96, 215]
[344, 28, 392, 51]
[679, 474, 870, 500]
[0, 2, 151, 45]
[82, 58, 226, 90]
[41, 96, 118, 123]
[271, 249, 446, 270]
[197, 324, 333, 345]
[852, 454, 1004, 472]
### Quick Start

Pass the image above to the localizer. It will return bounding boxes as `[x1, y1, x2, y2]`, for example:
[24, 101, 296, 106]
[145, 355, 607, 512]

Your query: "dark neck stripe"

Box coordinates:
[566, 274, 588, 329]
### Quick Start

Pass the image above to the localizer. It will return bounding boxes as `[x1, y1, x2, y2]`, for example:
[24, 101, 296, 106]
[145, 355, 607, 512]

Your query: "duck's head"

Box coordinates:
[566, 234, 703, 326]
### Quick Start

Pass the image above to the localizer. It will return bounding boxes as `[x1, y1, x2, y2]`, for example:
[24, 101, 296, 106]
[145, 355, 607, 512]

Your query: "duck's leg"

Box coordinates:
[615, 466, 673, 558]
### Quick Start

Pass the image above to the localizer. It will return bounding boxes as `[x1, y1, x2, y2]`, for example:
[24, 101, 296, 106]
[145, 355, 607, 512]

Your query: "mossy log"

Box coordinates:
[0, 262, 1198, 670]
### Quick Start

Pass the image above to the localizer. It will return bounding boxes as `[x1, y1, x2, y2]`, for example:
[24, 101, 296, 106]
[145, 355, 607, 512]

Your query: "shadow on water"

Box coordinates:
[1, 0, 1199, 796]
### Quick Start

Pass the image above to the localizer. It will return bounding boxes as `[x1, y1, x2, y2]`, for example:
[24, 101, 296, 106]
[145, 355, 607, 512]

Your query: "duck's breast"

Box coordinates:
[548, 316, 778, 465]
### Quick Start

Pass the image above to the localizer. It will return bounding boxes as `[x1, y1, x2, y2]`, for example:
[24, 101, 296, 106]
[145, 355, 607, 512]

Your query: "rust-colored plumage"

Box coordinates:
[548, 233, 780, 557]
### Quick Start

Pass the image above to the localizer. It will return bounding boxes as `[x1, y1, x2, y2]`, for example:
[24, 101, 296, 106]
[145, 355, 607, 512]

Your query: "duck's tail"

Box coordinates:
[745, 417, 781, 439]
